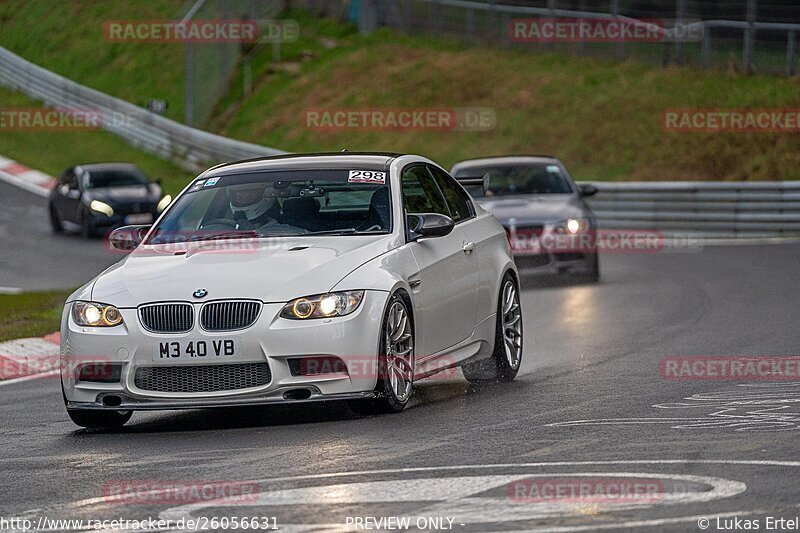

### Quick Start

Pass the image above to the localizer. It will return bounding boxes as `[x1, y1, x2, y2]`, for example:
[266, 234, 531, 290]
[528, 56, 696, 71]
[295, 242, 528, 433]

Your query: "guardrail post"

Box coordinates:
[788, 31, 797, 76]
[743, 0, 756, 73]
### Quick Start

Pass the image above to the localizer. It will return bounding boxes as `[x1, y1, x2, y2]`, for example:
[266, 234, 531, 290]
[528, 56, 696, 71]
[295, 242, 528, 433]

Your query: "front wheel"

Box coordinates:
[80, 211, 95, 239]
[67, 409, 132, 429]
[583, 253, 600, 283]
[348, 293, 414, 415]
[462, 273, 523, 384]
[49, 204, 64, 233]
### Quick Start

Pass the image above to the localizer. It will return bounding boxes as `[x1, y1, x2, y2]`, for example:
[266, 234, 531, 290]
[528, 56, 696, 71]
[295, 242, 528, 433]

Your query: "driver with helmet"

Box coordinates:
[227, 183, 306, 235]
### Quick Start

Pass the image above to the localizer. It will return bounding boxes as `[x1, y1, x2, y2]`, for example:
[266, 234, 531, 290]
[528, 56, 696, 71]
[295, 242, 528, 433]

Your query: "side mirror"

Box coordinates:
[408, 213, 455, 240]
[108, 225, 150, 250]
[454, 175, 490, 195]
[579, 184, 598, 197]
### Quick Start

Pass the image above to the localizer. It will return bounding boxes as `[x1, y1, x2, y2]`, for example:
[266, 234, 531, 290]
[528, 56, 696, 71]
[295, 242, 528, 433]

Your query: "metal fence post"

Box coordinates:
[701, 26, 711, 69]
[545, 0, 555, 52]
[675, 0, 686, 65]
[184, 41, 194, 127]
[788, 31, 797, 76]
[465, 8, 475, 45]
[577, 0, 586, 56]
[611, 0, 624, 61]
[743, 0, 756, 73]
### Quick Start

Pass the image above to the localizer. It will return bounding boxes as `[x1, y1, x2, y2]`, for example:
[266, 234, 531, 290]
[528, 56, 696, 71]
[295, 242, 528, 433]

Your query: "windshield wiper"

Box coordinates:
[188, 231, 260, 242]
[308, 228, 359, 235]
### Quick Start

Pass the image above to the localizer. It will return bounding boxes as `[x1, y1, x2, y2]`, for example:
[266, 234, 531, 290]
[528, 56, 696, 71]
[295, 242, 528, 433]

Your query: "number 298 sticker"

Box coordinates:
[348, 170, 386, 184]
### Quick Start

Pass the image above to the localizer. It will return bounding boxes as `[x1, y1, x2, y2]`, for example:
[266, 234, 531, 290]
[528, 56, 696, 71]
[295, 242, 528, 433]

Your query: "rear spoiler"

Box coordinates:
[454, 175, 489, 194]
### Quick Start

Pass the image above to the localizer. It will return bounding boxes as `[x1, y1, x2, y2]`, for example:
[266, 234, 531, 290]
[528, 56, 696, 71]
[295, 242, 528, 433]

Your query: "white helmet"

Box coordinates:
[228, 184, 275, 221]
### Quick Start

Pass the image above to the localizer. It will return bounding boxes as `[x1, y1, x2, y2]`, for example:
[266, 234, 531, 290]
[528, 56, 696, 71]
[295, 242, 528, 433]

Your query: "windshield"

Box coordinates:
[85, 169, 150, 189]
[459, 163, 573, 197]
[148, 169, 391, 244]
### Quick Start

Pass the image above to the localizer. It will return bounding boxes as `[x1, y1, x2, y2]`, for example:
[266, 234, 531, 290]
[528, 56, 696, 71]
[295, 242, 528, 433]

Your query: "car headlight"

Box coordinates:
[558, 218, 589, 234]
[281, 291, 365, 320]
[72, 301, 124, 327]
[90, 200, 114, 217]
[156, 194, 172, 213]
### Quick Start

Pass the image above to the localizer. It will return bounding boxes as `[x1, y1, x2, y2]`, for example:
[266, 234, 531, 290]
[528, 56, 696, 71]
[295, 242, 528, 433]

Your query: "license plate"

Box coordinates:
[153, 339, 239, 362]
[126, 213, 153, 224]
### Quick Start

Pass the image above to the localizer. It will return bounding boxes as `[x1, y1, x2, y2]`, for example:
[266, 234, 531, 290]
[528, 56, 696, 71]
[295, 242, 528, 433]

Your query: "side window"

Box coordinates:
[400, 165, 449, 217]
[63, 169, 78, 189]
[428, 166, 474, 222]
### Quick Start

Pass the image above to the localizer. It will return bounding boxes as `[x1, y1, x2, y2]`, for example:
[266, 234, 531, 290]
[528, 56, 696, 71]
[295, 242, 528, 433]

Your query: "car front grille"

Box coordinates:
[134, 363, 271, 393]
[139, 303, 194, 333]
[200, 301, 261, 331]
[115, 202, 154, 216]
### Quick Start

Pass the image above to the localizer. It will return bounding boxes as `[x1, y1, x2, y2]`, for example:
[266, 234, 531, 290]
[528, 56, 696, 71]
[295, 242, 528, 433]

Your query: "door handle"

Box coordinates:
[462, 241, 475, 254]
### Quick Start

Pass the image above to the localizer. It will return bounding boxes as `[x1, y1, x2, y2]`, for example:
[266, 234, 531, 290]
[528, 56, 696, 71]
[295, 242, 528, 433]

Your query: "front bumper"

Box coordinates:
[91, 210, 157, 230]
[505, 223, 597, 275]
[61, 290, 389, 411]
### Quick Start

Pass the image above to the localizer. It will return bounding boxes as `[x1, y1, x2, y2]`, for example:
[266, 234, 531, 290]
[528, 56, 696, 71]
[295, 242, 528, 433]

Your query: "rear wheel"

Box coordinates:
[462, 273, 523, 384]
[49, 204, 63, 233]
[348, 293, 414, 415]
[67, 409, 132, 429]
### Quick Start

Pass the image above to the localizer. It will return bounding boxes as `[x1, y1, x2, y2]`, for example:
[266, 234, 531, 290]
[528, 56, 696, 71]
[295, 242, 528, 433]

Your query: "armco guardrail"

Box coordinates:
[2, 48, 798, 239]
[583, 181, 800, 238]
[0, 47, 284, 172]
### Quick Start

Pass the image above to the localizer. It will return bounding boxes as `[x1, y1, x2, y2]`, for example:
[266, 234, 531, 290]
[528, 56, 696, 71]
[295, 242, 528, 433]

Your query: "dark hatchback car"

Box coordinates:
[451, 156, 600, 281]
[49, 163, 171, 238]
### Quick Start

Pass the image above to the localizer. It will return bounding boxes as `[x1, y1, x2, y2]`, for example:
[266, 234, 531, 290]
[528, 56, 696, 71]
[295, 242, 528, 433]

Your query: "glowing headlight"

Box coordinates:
[281, 291, 365, 320]
[72, 301, 124, 327]
[562, 218, 589, 235]
[90, 200, 114, 217]
[156, 195, 172, 213]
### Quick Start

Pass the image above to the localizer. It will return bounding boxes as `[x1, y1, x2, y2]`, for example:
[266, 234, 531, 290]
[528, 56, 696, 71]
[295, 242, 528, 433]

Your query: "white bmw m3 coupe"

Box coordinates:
[60, 153, 522, 428]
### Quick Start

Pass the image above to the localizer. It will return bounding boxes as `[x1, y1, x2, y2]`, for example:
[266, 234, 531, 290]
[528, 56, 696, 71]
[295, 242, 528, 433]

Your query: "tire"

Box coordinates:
[585, 253, 600, 283]
[49, 204, 63, 233]
[462, 273, 523, 384]
[348, 293, 414, 415]
[80, 211, 95, 239]
[67, 408, 132, 429]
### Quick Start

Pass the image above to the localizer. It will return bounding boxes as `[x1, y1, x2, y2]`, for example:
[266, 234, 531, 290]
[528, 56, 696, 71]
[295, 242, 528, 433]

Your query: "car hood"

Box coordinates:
[476, 194, 587, 225]
[85, 185, 160, 204]
[90, 235, 396, 307]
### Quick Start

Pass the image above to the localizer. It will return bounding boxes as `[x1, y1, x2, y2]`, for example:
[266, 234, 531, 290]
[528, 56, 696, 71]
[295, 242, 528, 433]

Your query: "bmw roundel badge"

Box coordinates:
[193, 288, 208, 299]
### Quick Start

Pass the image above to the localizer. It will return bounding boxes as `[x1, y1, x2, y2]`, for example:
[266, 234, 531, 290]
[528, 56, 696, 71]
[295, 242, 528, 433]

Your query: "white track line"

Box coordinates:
[0, 369, 58, 387]
[0, 168, 49, 198]
[0, 287, 23, 295]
